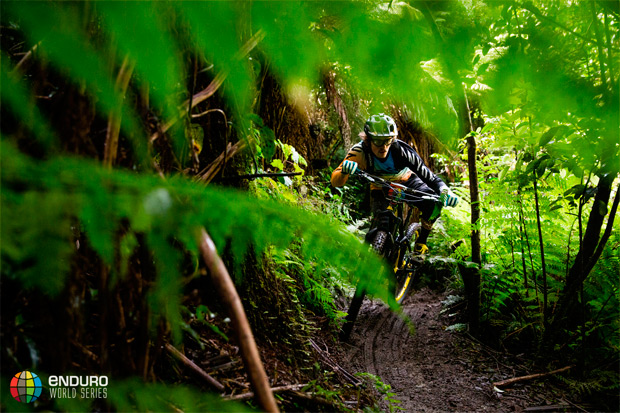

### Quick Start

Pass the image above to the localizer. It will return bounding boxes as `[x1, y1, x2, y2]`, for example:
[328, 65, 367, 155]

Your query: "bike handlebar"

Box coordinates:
[354, 169, 440, 203]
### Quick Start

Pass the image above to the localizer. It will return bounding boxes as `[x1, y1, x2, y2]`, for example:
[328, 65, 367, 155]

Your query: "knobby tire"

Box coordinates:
[393, 222, 421, 304]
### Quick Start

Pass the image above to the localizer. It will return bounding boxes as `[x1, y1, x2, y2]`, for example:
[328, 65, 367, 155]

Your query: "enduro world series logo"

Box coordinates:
[10, 371, 108, 402]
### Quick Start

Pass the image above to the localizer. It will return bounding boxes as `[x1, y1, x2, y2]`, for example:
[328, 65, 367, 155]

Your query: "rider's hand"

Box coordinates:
[341, 160, 358, 175]
[440, 188, 459, 207]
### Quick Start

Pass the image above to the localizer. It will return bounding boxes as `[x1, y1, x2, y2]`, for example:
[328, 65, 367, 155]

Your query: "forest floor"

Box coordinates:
[335, 288, 586, 413]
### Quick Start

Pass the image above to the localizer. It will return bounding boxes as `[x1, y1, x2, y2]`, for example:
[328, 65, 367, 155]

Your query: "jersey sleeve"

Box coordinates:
[398, 141, 448, 194]
[332, 142, 368, 174]
[331, 142, 368, 187]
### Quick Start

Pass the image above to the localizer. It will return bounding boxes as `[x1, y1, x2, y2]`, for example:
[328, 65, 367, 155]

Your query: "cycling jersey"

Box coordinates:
[335, 139, 448, 195]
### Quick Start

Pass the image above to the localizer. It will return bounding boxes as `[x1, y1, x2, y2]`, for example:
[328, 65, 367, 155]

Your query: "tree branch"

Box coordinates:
[196, 228, 279, 413]
[197, 140, 247, 184]
[521, 1, 620, 52]
[165, 343, 225, 392]
[494, 365, 574, 388]
[150, 30, 264, 144]
[225, 384, 307, 402]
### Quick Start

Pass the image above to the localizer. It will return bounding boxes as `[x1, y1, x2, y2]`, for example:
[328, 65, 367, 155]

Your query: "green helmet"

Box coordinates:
[364, 113, 398, 138]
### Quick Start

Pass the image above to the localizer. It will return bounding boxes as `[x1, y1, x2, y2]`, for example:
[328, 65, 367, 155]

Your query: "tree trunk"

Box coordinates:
[258, 70, 314, 163]
[466, 131, 482, 266]
[323, 69, 351, 150]
[464, 130, 481, 335]
[419, 2, 481, 334]
[549, 173, 617, 336]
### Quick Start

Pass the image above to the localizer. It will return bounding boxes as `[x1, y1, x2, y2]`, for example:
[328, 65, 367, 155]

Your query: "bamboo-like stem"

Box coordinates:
[197, 140, 246, 184]
[520, 194, 539, 307]
[532, 175, 548, 328]
[590, 1, 608, 91]
[603, 12, 616, 92]
[196, 228, 279, 413]
[103, 55, 135, 167]
[150, 30, 264, 144]
[517, 198, 529, 291]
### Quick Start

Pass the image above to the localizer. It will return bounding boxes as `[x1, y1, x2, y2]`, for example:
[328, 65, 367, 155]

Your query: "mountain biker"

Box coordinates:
[331, 113, 459, 255]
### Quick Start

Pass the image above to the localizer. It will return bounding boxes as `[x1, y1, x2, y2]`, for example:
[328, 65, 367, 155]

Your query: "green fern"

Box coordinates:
[1, 139, 391, 335]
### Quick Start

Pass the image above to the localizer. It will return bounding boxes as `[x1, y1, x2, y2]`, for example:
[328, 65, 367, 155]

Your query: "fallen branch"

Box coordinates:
[225, 384, 307, 402]
[196, 227, 279, 413]
[309, 339, 362, 387]
[494, 365, 574, 388]
[290, 391, 338, 408]
[209, 360, 241, 373]
[165, 343, 224, 392]
[523, 405, 572, 412]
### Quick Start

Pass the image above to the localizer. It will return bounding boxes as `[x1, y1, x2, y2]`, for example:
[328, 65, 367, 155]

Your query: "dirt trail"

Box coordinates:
[338, 288, 558, 413]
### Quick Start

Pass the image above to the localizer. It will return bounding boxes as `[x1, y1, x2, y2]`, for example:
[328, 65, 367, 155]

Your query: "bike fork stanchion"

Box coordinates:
[339, 284, 366, 341]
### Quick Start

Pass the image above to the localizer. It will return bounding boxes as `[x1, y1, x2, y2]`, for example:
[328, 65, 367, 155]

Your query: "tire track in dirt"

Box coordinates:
[340, 288, 529, 412]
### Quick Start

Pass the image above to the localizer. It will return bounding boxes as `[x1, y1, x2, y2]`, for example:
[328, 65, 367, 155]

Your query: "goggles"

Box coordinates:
[370, 137, 395, 147]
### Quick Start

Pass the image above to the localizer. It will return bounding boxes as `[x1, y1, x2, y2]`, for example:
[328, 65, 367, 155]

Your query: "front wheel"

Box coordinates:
[393, 251, 414, 304]
[392, 223, 421, 304]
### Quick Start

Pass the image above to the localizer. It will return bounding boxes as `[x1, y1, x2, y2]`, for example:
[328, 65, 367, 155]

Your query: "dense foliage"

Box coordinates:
[1, 0, 618, 411]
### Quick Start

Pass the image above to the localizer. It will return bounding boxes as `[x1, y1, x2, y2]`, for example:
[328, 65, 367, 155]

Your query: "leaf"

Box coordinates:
[498, 165, 511, 182]
[260, 126, 277, 160]
[539, 126, 561, 146]
[247, 113, 265, 128]
[271, 159, 284, 171]
[501, 4, 512, 22]
[564, 184, 584, 197]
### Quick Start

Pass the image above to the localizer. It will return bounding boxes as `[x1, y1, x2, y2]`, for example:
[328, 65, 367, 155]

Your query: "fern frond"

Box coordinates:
[1, 140, 390, 341]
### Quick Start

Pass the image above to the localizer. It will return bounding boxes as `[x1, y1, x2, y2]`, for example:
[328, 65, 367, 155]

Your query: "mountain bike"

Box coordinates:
[339, 170, 441, 341]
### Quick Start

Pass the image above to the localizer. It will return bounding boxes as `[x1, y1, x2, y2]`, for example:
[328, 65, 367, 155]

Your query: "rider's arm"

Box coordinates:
[331, 143, 366, 188]
[398, 141, 448, 194]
